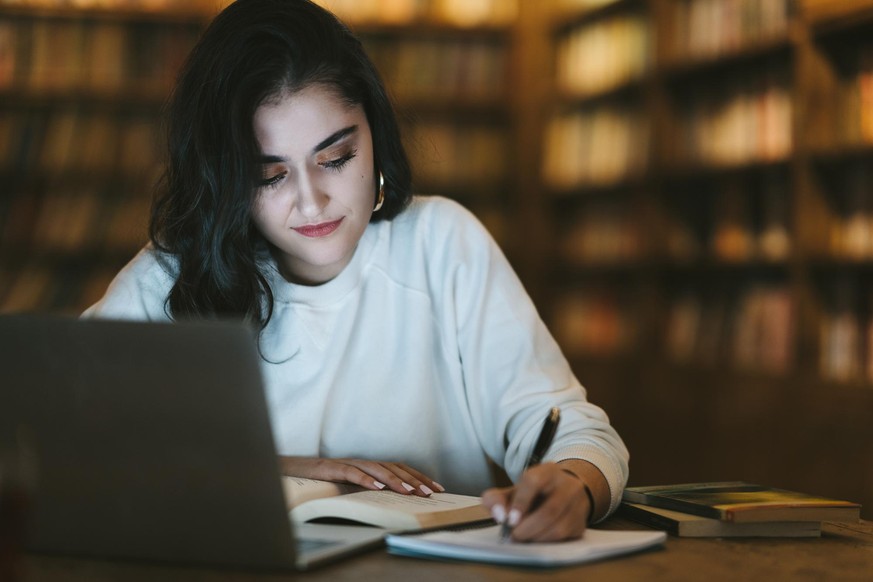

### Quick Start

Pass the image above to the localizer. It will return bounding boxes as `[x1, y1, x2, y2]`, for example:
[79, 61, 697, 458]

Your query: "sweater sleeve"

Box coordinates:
[81, 247, 176, 321]
[426, 198, 629, 517]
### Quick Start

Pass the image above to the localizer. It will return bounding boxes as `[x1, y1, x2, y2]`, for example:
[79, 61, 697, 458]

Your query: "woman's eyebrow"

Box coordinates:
[312, 125, 358, 154]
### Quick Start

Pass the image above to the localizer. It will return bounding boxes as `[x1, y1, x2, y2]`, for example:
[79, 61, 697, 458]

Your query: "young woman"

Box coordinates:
[85, 0, 628, 542]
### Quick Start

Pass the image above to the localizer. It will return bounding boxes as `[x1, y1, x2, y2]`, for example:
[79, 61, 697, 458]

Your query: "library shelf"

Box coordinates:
[539, 0, 873, 519]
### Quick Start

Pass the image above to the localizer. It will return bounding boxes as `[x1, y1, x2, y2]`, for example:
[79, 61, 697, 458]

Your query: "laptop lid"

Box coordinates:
[0, 315, 300, 570]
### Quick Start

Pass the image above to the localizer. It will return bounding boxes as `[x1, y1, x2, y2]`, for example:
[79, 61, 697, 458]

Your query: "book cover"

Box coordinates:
[622, 482, 861, 523]
[618, 502, 822, 538]
[282, 477, 491, 532]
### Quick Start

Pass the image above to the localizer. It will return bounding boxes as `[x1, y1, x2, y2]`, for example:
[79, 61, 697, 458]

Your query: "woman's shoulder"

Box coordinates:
[82, 245, 178, 319]
[382, 195, 498, 275]
[396, 195, 488, 240]
[113, 245, 179, 287]
[404, 194, 476, 220]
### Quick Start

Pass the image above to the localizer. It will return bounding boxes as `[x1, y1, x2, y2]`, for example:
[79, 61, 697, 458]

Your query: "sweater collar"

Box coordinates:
[264, 221, 382, 308]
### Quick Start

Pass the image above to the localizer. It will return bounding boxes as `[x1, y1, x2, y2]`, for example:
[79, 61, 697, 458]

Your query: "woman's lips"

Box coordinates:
[293, 218, 344, 238]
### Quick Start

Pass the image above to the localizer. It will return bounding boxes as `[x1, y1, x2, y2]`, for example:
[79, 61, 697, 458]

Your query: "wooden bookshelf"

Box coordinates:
[0, 4, 206, 313]
[541, 0, 873, 518]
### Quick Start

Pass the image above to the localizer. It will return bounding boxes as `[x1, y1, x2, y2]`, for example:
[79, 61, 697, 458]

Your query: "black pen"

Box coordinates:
[499, 407, 561, 542]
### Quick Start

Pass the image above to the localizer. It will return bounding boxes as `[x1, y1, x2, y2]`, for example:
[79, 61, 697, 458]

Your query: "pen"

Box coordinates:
[499, 406, 561, 542]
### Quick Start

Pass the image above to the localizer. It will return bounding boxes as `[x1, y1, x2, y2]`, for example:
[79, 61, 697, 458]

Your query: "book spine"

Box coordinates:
[616, 504, 680, 536]
[620, 491, 725, 520]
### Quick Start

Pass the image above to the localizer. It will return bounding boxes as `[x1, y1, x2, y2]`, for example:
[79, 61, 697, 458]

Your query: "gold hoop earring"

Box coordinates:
[374, 172, 385, 212]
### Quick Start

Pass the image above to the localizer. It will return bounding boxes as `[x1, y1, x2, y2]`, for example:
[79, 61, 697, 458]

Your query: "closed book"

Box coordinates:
[622, 482, 861, 523]
[618, 502, 822, 537]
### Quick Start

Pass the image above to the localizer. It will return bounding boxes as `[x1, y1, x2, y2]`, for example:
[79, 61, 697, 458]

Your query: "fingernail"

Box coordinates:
[508, 508, 521, 527]
[420, 485, 434, 496]
[373, 481, 386, 490]
[402, 482, 415, 492]
[432, 482, 446, 492]
[491, 505, 506, 524]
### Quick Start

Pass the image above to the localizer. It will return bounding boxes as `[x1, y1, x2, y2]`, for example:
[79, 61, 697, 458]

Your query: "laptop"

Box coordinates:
[0, 314, 386, 571]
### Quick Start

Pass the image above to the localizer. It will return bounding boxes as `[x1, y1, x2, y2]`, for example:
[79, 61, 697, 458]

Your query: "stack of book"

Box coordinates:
[618, 481, 861, 538]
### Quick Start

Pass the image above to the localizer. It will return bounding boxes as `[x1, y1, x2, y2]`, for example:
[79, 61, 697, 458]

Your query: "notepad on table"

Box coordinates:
[385, 524, 666, 567]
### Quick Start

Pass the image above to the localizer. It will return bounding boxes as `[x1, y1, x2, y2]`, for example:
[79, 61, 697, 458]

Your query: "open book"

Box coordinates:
[386, 525, 666, 567]
[282, 477, 492, 531]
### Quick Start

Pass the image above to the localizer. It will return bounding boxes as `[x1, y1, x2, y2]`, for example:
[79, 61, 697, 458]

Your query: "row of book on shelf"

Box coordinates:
[547, 280, 794, 374]
[666, 0, 792, 62]
[553, 172, 792, 265]
[0, 17, 199, 94]
[316, 0, 518, 26]
[548, 161, 873, 267]
[664, 284, 793, 374]
[364, 36, 507, 102]
[543, 105, 650, 188]
[552, 286, 636, 358]
[542, 73, 791, 188]
[0, 0, 218, 10]
[403, 122, 508, 188]
[0, 109, 162, 174]
[0, 261, 118, 315]
[818, 277, 873, 384]
[666, 173, 791, 263]
[558, 199, 641, 264]
[619, 481, 860, 538]
[555, 11, 650, 98]
[675, 67, 793, 168]
[837, 45, 873, 148]
[1, 177, 151, 256]
[553, 0, 793, 97]
[554, 274, 873, 384]
[826, 162, 873, 260]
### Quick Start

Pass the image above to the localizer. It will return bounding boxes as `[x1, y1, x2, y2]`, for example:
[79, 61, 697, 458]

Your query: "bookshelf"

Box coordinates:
[540, 0, 873, 518]
[0, 3, 208, 313]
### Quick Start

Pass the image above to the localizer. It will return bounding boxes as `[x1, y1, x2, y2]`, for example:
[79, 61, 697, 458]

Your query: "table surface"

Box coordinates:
[18, 519, 873, 582]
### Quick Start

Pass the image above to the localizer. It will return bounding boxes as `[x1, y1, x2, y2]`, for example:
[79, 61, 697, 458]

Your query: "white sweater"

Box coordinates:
[85, 196, 629, 514]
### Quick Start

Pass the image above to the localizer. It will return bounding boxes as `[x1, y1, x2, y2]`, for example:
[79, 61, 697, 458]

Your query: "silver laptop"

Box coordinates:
[0, 314, 386, 570]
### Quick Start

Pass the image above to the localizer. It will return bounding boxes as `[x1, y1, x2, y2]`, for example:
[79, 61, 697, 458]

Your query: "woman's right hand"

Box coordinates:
[279, 456, 445, 497]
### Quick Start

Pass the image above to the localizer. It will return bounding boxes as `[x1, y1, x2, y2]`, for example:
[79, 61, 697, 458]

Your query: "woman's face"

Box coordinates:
[251, 84, 376, 285]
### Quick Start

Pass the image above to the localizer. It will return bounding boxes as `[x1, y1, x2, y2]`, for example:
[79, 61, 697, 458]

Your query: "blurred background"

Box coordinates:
[0, 0, 871, 518]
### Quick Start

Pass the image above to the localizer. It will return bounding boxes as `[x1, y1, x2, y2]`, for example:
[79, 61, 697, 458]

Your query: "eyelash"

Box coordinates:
[258, 149, 358, 190]
[260, 173, 286, 190]
[322, 149, 357, 172]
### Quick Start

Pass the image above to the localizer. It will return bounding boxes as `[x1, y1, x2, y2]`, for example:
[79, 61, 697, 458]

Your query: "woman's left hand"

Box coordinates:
[480, 460, 606, 542]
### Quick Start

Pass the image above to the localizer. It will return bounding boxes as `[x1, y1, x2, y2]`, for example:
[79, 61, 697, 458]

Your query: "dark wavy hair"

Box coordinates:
[150, 0, 412, 328]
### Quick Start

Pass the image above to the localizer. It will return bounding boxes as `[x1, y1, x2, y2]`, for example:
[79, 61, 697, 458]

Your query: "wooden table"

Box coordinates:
[18, 519, 873, 582]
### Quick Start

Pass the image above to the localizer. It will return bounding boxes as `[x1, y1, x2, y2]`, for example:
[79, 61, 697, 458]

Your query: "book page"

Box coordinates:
[289, 490, 491, 530]
[386, 525, 667, 567]
[281, 476, 364, 509]
[326, 491, 482, 514]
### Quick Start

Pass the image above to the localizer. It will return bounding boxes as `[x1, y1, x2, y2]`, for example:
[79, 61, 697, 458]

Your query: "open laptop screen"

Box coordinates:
[0, 315, 297, 570]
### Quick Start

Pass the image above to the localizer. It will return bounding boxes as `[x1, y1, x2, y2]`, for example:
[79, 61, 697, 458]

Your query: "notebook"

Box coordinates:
[0, 314, 386, 571]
